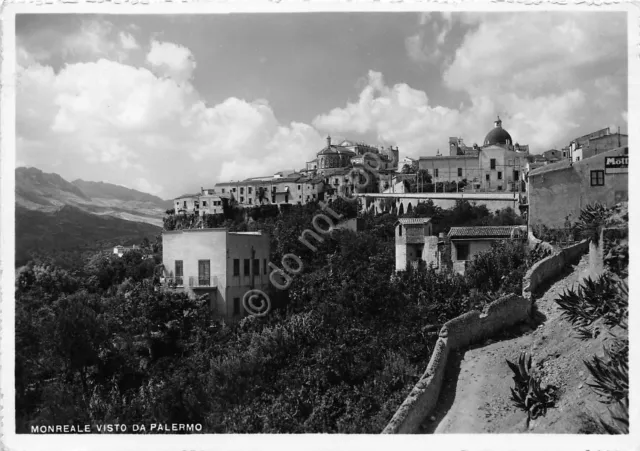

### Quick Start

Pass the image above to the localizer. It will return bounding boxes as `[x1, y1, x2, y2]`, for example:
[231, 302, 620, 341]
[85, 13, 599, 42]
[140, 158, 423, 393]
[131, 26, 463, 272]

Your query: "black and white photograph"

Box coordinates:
[0, 1, 636, 450]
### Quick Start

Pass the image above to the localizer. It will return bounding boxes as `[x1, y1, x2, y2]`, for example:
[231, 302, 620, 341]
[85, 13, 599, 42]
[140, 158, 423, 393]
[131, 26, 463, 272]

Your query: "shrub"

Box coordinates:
[506, 353, 558, 423]
[555, 275, 627, 337]
[574, 202, 609, 244]
[465, 240, 528, 295]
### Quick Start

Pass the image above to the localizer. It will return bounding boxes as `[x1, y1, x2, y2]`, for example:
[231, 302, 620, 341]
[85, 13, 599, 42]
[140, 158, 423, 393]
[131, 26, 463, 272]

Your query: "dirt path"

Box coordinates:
[420, 254, 612, 433]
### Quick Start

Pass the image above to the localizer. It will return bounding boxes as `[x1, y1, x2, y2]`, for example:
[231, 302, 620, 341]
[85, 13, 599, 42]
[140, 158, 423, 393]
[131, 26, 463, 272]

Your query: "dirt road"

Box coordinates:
[420, 254, 611, 433]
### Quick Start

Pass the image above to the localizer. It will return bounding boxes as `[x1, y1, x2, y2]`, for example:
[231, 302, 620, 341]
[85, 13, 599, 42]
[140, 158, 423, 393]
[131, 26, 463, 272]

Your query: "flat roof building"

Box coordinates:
[161, 228, 271, 321]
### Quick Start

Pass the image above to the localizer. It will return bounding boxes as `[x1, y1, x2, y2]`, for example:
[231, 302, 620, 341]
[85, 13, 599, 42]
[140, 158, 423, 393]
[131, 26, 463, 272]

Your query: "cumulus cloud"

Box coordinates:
[146, 40, 197, 84]
[17, 45, 325, 198]
[444, 12, 626, 98]
[313, 70, 591, 156]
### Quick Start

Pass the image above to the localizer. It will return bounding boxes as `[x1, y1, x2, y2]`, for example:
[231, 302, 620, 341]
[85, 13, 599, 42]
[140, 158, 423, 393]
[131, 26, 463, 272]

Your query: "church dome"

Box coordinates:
[483, 116, 513, 147]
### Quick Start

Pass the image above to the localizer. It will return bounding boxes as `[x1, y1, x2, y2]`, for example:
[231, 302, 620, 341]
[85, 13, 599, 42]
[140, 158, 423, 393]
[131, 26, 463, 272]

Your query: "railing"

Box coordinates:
[189, 276, 218, 288]
[163, 276, 184, 287]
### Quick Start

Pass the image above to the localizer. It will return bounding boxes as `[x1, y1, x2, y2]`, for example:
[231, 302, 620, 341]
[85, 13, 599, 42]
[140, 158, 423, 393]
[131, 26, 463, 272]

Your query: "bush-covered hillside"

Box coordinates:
[16, 200, 536, 433]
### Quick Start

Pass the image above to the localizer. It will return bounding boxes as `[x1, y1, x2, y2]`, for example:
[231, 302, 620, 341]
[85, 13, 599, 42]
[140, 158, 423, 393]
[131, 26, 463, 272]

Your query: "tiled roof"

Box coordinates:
[448, 226, 525, 239]
[398, 217, 432, 225]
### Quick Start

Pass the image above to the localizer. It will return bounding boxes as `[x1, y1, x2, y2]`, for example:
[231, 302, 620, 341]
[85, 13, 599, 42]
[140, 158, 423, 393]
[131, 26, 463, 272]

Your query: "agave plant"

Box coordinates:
[600, 398, 629, 434]
[506, 353, 558, 422]
[584, 338, 628, 404]
[574, 202, 609, 244]
[555, 274, 626, 332]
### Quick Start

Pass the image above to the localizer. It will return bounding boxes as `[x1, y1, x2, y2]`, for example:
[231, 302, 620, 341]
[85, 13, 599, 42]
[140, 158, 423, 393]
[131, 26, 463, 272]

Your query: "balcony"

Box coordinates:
[163, 276, 184, 287]
[189, 276, 218, 288]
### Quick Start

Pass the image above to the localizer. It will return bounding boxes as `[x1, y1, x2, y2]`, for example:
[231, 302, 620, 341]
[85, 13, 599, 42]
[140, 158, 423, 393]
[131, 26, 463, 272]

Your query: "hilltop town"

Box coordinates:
[170, 118, 627, 221]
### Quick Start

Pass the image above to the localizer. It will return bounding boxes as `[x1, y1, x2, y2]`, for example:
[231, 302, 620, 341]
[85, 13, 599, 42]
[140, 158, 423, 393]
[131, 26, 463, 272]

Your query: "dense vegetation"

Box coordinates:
[16, 205, 161, 269]
[17, 200, 536, 433]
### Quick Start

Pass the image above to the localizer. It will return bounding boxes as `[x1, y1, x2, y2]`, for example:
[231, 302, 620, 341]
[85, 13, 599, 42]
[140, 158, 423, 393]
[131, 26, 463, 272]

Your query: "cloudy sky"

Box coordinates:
[16, 12, 628, 199]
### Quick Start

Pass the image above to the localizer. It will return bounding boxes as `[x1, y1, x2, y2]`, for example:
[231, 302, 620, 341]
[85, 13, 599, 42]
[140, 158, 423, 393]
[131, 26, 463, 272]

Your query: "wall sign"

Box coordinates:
[605, 156, 628, 174]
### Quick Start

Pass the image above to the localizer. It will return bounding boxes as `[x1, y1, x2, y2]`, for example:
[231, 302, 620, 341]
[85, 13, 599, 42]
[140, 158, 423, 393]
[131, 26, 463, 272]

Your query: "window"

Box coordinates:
[591, 170, 605, 186]
[233, 297, 240, 315]
[297, 184, 301, 190]
[513, 170, 520, 180]
[221, 188, 225, 193]
[244, 259, 250, 276]
[249, 198, 252, 204]
[263, 258, 267, 275]
[456, 243, 470, 261]
[334, 178, 339, 185]
[175, 260, 183, 285]
[253, 259, 260, 275]
[435, 168, 439, 177]
[198, 260, 210, 286]
[490, 159, 496, 170]
[497, 171, 503, 180]
[240, 196, 244, 203]
[183, 201, 187, 208]
[576, 156, 581, 162]
[458, 168, 463, 177]
[202, 201, 207, 207]
[232, 187, 237, 192]
[240, 187, 245, 195]
[233, 259, 240, 276]
[398, 225, 402, 236]
[485, 173, 490, 181]
[248, 187, 252, 194]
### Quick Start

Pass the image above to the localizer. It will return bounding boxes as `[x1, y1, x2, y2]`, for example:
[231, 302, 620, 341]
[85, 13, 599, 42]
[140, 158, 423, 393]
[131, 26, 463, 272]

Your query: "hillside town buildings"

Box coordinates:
[172, 135, 399, 215]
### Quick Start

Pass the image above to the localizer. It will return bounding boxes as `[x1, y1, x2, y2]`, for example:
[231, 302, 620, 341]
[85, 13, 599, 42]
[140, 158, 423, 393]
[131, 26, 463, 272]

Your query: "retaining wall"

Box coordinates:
[382, 293, 530, 434]
[522, 239, 589, 301]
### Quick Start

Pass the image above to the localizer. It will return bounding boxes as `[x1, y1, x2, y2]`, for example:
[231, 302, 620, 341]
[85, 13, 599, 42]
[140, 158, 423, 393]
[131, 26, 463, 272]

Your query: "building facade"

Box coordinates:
[418, 117, 529, 192]
[528, 146, 628, 229]
[447, 226, 527, 275]
[394, 218, 436, 272]
[161, 228, 271, 321]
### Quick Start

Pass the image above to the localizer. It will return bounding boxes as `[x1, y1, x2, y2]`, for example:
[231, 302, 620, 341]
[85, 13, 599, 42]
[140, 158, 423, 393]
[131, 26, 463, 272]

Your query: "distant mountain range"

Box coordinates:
[15, 167, 169, 267]
[16, 167, 173, 227]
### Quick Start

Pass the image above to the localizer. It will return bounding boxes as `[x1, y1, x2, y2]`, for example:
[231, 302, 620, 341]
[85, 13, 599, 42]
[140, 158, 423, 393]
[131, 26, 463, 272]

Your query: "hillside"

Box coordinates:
[16, 166, 92, 208]
[15, 204, 160, 267]
[15, 167, 169, 226]
[72, 179, 172, 208]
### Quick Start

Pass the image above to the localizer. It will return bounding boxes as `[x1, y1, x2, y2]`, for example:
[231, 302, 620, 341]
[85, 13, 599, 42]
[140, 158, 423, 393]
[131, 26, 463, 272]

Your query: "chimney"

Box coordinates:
[327, 135, 331, 147]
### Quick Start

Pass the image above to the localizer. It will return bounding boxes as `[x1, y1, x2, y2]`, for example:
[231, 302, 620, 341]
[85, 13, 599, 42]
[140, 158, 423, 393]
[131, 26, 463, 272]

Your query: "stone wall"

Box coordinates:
[522, 239, 589, 301]
[382, 337, 450, 434]
[382, 293, 530, 434]
[440, 294, 531, 351]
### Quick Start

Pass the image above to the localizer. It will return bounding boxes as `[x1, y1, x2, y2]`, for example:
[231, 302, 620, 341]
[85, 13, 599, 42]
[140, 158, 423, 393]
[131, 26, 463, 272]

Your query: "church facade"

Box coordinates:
[418, 117, 530, 192]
